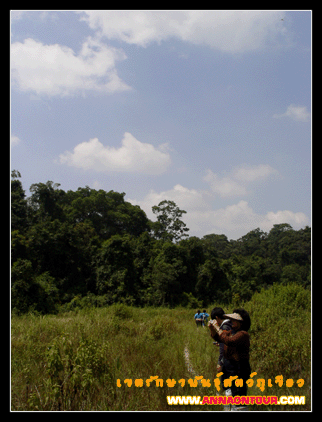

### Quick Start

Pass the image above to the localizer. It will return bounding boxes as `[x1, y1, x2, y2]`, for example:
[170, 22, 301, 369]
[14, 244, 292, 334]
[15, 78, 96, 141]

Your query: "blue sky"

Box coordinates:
[11, 10, 311, 239]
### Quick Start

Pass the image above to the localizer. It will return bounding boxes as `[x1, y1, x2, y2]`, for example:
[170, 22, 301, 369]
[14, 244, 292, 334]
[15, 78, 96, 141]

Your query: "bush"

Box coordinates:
[44, 335, 111, 410]
[180, 292, 202, 309]
[11, 284, 311, 411]
[247, 282, 310, 329]
[146, 316, 178, 340]
[245, 283, 311, 391]
[11, 259, 36, 314]
[111, 303, 134, 320]
[34, 272, 59, 314]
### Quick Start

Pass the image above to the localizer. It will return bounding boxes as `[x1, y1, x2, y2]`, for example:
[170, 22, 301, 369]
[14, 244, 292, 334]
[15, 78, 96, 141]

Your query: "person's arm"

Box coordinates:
[208, 319, 223, 337]
[208, 320, 225, 370]
[209, 319, 247, 346]
[218, 330, 247, 346]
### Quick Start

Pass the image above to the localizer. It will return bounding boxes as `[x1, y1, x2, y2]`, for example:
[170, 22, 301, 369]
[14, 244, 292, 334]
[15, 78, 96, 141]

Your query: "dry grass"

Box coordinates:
[11, 284, 311, 411]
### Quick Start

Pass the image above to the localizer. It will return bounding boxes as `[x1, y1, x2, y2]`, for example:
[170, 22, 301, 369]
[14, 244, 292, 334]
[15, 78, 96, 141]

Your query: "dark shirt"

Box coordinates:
[218, 330, 250, 362]
[216, 319, 233, 367]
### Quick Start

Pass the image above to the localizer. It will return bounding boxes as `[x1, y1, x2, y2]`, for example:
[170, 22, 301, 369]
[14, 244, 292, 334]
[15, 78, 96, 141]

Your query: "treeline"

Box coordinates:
[11, 171, 311, 314]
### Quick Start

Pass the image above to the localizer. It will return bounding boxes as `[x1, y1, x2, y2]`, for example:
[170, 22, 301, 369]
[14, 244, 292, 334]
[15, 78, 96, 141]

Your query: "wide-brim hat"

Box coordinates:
[224, 313, 243, 321]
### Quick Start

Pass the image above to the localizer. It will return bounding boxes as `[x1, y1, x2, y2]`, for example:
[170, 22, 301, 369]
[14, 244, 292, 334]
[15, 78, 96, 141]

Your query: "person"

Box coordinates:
[210, 307, 233, 375]
[208, 308, 251, 411]
[194, 310, 202, 327]
[202, 309, 209, 326]
[210, 307, 234, 410]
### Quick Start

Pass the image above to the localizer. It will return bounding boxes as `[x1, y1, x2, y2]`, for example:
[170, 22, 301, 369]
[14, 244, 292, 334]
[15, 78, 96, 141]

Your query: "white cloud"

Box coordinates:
[263, 209, 309, 228]
[128, 184, 212, 236]
[130, 184, 309, 239]
[91, 180, 104, 190]
[129, 184, 210, 219]
[203, 164, 279, 197]
[128, 162, 307, 238]
[11, 37, 130, 97]
[273, 104, 310, 122]
[11, 135, 21, 147]
[205, 201, 309, 239]
[59, 132, 171, 174]
[204, 169, 247, 197]
[79, 10, 289, 53]
[232, 164, 279, 182]
[210, 200, 262, 233]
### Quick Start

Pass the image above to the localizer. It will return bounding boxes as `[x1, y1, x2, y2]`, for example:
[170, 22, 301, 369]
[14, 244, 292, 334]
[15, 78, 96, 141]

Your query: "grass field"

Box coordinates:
[11, 283, 311, 411]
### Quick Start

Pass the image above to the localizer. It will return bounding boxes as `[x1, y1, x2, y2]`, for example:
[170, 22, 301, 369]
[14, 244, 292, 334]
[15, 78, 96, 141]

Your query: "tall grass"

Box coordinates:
[11, 284, 311, 411]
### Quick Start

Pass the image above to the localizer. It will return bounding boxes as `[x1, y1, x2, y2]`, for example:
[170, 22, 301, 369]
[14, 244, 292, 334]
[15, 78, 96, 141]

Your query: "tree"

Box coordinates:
[95, 235, 137, 304]
[11, 259, 59, 314]
[151, 200, 189, 243]
[11, 259, 37, 314]
[202, 234, 231, 259]
[11, 170, 28, 232]
[147, 242, 187, 306]
[237, 228, 267, 257]
[195, 258, 229, 305]
[66, 188, 150, 240]
[131, 231, 156, 288]
[28, 181, 65, 222]
[11, 172, 311, 313]
[225, 255, 263, 302]
[34, 272, 60, 314]
[266, 223, 294, 260]
[178, 236, 205, 294]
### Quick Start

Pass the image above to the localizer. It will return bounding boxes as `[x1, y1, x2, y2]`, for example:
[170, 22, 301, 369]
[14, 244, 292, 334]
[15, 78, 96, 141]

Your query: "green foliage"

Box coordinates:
[11, 260, 60, 315]
[11, 170, 28, 232]
[244, 283, 311, 408]
[152, 200, 189, 242]
[180, 292, 202, 309]
[111, 303, 134, 320]
[196, 258, 229, 304]
[248, 283, 311, 325]
[66, 187, 149, 239]
[11, 259, 37, 315]
[44, 335, 110, 409]
[11, 173, 311, 314]
[11, 284, 311, 411]
[34, 272, 60, 314]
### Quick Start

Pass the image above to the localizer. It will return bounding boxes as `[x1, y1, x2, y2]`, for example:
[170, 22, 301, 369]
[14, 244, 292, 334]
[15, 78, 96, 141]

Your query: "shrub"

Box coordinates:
[247, 282, 310, 330]
[11, 284, 311, 411]
[44, 335, 110, 410]
[112, 303, 134, 320]
[244, 282, 311, 402]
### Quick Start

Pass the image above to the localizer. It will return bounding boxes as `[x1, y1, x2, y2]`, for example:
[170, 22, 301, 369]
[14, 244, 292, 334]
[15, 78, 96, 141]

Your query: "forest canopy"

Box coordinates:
[11, 171, 311, 314]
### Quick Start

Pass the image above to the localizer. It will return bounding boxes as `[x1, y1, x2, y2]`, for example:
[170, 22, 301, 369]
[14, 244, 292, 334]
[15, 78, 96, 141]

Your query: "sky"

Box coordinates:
[10, 10, 312, 240]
